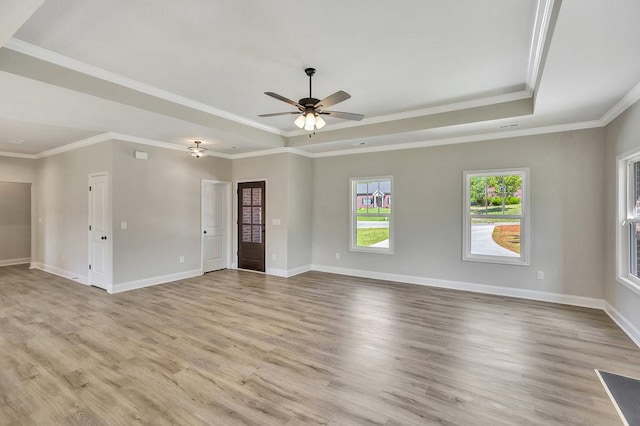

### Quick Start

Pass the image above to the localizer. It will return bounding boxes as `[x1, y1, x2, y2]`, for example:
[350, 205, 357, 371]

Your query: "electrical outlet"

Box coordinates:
[121, 221, 127, 230]
[336, 252, 340, 260]
[537, 270, 544, 280]
[179, 256, 185, 264]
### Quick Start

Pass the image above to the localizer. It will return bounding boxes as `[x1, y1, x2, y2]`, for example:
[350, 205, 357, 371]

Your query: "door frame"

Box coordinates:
[201, 180, 232, 274]
[233, 178, 268, 271]
[87, 171, 113, 292]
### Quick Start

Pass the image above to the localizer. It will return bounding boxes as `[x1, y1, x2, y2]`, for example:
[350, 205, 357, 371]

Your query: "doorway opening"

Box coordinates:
[0, 181, 31, 267]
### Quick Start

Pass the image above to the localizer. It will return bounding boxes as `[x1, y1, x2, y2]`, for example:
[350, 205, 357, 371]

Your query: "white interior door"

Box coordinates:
[202, 181, 228, 272]
[88, 173, 110, 289]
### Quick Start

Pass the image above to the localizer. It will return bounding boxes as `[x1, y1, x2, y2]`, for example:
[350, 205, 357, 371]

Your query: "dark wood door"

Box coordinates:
[237, 181, 265, 272]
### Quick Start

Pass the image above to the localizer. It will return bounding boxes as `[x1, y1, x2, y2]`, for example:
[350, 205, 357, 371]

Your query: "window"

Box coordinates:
[616, 152, 640, 295]
[350, 177, 393, 254]
[463, 168, 529, 265]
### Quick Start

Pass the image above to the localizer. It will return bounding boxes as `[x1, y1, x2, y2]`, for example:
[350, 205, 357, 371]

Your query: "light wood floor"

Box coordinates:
[0, 265, 638, 425]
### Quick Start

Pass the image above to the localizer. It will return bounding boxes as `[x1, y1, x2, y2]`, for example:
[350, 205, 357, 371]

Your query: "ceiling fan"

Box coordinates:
[259, 67, 364, 131]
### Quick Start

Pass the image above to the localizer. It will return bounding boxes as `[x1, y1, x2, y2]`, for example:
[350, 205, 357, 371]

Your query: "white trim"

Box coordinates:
[595, 369, 630, 426]
[30, 262, 89, 285]
[4, 38, 284, 136]
[0, 151, 37, 159]
[0, 257, 31, 267]
[604, 302, 640, 349]
[462, 168, 530, 266]
[110, 269, 202, 294]
[300, 121, 605, 159]
[109, 133, 236, 159]
[310, 264, 604, 309]
[526, 0, 555, 93]
[266, 268, 288, 277]
[3, 82, 637, 161]
[601, 81, 640, 125]
[227, 146, 312, 159]
[615, 150, 640, 297]
[283, 90, 532, 137]
[37, 133, 112, 158]
[33, 132, 238, 160]
[266, 265, 312, 278]
[201, 180, 232, 274]
[287, 264, 312, 277]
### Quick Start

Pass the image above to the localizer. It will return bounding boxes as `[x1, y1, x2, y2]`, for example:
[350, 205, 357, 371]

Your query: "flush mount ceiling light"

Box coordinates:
[188, 140, 207, 158]
[259, 67, 364, 132]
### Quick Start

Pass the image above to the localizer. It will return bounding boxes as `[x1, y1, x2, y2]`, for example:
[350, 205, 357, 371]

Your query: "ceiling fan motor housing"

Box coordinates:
[299, 98, 321, 108]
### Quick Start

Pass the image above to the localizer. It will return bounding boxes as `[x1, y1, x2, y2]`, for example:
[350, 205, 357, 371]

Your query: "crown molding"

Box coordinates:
[227, 146, 313, 160]
[0, 150, 37, 159]
[600, 81, 640, 125]
[302, 120, 604, 158]
[108, 132, 234, 159]
[0, 119, 607, 161]
[283, 89, 533, 137]
[526, 0, 557, 93]
[3, 38, 285, 137]
[36, 132, 112, 158]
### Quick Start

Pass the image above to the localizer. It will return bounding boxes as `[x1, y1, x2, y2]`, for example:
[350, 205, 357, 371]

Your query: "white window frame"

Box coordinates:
[616, 150, 640, 296]
[463, 168, 530, 266]
[350, 176, 394, 254]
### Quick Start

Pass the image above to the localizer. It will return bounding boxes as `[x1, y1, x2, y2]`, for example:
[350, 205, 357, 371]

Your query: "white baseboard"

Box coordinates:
[287, 264, 312, 277]
[111, 269, 202, 294]
[604, 302, 640, 349]
[266, 265, 311, 278]
[266, 267, 287, 277]
[0, 257, 31, 267]
[310, 264, 604, 309]
[29, 262, 88, 285]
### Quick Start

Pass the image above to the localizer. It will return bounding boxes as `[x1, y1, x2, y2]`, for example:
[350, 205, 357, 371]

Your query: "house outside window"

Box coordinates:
[463, 168, 529, 265]
[350, 177, 393, 254]
[616, 152, 640, 296]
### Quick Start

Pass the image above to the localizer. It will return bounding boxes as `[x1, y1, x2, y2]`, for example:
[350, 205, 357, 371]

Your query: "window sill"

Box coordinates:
[616, 275, 640, 298]
[463, 253, 529, 266]
[350, 247, 394, 255]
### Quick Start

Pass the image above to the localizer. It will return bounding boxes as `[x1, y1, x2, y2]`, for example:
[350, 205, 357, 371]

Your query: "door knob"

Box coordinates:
[203, 230, 207, 234]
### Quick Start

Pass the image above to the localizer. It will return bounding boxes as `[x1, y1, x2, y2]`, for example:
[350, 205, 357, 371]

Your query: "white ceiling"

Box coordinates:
[0, 0, 639, 157]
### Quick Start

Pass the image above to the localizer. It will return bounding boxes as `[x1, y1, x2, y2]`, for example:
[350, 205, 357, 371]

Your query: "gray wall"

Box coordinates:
[312, 129, 606, 299]
[111, 140, 231, 284]
[287, 154, 312, 270]
[605, 101, 640, 332]
[0, 182, 31, 262]
[232, 153, 289, 272]
[0, 156, 39, 262]
[37, 142, 113, 277]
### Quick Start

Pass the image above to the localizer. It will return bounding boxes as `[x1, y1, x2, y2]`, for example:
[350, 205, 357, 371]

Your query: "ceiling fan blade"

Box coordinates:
[322, 110, 364, 121]
[258, 112, 300, 117]
[264, 92, 303, 109]
[315, 91, 351, 109]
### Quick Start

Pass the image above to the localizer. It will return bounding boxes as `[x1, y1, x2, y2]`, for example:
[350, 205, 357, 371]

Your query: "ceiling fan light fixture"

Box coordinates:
[188, 140, 207, 158]
[304, 111, 316, 131]
[315, 115, 326, 129]
[294, 114, 305, 129]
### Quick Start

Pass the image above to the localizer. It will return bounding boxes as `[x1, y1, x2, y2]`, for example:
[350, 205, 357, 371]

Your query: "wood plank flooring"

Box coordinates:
[0, 265, 638, 425]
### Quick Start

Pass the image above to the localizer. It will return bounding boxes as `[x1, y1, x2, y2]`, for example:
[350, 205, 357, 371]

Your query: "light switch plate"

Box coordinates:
[120, 221, 127, 230]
